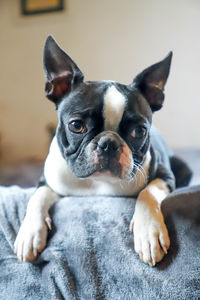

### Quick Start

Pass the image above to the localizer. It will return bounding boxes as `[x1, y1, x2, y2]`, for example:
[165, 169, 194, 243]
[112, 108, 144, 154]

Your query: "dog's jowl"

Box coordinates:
[14, 36, 192, 266]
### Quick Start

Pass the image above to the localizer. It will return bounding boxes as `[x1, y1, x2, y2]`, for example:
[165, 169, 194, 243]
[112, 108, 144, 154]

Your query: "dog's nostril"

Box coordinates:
[98, 140, 119, 154]
[101, 142, 108, 151]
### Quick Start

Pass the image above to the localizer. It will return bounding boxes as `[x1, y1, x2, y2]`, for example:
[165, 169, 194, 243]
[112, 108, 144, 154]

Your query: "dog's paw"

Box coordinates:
[14, 213, 51, 262]
[130, 208, 170, 267]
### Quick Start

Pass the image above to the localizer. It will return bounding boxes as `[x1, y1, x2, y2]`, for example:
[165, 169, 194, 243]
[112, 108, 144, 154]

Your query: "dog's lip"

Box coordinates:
[77, 170, 115, 179]
[88, 171, 124, 182]
[90, 171, 115, 178]
[77, 169, 134, 181]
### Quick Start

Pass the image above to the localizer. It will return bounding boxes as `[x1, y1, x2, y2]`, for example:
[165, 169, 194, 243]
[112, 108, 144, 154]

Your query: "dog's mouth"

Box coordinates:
[75, 145, 134, 181]
[101, 155, 133, 179]
[78, 161, 134, 181]
[92, 158, 123, 179]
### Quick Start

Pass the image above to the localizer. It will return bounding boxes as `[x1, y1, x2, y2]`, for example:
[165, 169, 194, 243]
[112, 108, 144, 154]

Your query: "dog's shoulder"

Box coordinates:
[149, 126, 175, 191]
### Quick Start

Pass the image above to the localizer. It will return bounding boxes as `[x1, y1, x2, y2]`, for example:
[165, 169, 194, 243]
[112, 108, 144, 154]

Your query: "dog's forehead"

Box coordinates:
[59, 81, 151, 125]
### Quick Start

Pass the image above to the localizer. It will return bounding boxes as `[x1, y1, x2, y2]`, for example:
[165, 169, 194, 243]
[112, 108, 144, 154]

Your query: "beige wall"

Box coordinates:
[0, 0, 200, 164]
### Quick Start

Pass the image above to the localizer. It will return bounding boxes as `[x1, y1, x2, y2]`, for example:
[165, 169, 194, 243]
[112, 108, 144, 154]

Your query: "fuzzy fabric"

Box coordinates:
[0, 185, 200, 300]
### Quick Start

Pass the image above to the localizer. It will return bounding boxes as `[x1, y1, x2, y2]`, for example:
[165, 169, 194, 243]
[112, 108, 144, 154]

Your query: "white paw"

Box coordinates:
[130, 208, 170, 267]
[14, 213, 51, 262]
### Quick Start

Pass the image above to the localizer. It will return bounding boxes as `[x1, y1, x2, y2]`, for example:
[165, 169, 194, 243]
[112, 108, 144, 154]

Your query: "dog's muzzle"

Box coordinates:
[89, 131, 134, 180]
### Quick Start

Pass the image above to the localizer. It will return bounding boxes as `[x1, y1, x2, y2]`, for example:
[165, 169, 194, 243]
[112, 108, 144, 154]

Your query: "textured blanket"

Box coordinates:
[0, 185, 200, 300]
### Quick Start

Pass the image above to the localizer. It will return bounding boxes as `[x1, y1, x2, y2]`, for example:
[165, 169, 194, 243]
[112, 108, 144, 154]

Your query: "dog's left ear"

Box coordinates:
[133, 52, 172, 111]
[43, 35, 84, 107]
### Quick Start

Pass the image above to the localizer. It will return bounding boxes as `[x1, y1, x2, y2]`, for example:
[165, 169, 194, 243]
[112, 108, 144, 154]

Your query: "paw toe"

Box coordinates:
[141, 241, 153, 266]
[159, 229, 170, 252]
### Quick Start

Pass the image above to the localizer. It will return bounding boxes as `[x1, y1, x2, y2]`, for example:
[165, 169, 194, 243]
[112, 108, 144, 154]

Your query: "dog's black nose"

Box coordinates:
[97, 138, 120, 155]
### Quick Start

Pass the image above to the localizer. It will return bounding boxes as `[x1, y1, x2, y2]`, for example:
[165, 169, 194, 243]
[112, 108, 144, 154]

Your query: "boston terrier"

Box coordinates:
[14, 36, 192, 266]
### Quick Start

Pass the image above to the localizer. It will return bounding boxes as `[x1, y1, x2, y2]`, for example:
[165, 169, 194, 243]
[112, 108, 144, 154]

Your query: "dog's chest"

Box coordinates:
[44, 137, 151, 197]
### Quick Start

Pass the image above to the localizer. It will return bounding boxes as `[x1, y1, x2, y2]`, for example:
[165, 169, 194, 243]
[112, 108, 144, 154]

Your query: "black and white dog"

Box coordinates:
[14, 36, 192, 266]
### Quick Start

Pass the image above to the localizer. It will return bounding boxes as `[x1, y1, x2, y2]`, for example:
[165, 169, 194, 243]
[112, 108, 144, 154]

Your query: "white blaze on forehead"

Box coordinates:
[103, 85, 127, 131]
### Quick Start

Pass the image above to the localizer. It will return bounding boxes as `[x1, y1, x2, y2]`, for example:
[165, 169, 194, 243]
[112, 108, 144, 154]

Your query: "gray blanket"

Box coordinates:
[0, 185, 200, 300]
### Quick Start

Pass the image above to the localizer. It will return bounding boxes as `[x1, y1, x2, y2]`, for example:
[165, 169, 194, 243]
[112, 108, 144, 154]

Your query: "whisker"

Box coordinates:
[135, 163, 146, 181]
[134, 162, 148, 186]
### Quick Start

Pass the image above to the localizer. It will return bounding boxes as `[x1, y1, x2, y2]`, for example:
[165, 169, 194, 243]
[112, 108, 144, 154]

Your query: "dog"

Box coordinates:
[14, 36, 192, 266]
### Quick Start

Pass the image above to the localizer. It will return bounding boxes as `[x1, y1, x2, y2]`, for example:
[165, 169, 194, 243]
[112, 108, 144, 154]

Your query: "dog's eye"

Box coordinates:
[131, 126, 146, 139]
[68, 120, 87, 134]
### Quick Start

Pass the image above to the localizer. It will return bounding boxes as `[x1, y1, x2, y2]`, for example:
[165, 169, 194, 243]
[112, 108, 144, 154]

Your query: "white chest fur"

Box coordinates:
[44, 137, 151, 197]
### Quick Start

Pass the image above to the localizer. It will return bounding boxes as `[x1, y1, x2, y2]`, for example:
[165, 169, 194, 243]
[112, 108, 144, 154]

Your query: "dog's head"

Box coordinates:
[43, 36, 172, 181]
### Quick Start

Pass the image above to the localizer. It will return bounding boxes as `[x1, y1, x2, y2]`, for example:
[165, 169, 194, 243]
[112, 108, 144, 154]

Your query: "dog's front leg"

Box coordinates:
[130, 179, 170, 267]
[14, 186, 59, 262]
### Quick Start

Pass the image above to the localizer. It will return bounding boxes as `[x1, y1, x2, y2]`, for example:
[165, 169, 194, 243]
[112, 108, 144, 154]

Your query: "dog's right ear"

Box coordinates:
[43, 35, 84, 107]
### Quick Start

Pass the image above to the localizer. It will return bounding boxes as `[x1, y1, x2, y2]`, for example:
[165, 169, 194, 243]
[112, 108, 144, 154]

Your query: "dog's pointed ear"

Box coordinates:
[43, 35, 84, 107]
[133, 52, 172, 112]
